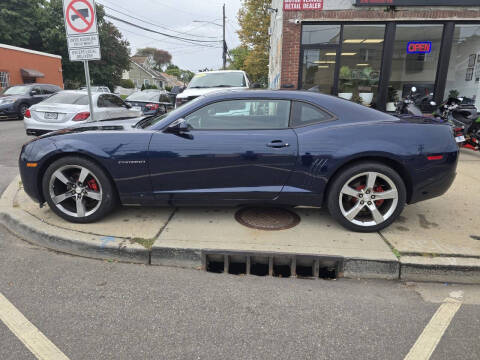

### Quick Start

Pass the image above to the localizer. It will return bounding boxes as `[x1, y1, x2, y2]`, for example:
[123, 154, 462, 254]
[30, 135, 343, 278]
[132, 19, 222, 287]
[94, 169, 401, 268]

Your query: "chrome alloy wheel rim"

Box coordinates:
[338, 171, 398, 227]
[48, 165, 103, 218]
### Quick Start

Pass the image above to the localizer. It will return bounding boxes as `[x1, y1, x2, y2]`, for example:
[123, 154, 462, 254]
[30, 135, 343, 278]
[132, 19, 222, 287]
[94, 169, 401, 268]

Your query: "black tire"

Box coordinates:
[327, 162, 407, 232]
[42, 156, 117, 223]
[18, 103, 29, 119]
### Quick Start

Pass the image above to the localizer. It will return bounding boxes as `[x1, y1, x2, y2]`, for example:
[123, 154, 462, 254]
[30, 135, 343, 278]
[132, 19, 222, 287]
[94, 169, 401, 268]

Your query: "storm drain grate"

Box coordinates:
[235, 207, 301, 231]
[203, 252, 342, 280]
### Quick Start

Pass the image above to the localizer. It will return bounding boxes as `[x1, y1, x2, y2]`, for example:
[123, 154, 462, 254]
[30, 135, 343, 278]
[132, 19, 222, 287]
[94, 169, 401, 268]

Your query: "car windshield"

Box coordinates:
[42, 92, 89, 105]
[3, 86, 29, 95]
[127, 92, 162, 102]
[188, 72, 246, 89]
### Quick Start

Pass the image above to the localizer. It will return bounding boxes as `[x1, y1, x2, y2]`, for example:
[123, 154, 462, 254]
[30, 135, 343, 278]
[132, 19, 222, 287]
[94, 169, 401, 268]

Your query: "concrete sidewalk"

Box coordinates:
[1, 150, 479, 283]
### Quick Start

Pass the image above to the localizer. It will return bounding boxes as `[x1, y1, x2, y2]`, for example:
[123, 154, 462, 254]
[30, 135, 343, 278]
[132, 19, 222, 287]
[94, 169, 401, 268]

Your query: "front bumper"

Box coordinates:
[0, 104, 20, 120]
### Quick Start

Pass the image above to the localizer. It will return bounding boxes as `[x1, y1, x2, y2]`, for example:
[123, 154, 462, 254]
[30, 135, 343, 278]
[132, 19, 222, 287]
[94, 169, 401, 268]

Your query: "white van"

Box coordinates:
[175, 70, 251, 107]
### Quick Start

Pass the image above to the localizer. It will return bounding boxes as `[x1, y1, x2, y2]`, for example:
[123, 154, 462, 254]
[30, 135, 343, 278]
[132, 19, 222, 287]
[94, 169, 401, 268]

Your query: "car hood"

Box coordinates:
[176, 86, 247, 98]
[0, 95, 22, 101]
[35, 117, 147, 139]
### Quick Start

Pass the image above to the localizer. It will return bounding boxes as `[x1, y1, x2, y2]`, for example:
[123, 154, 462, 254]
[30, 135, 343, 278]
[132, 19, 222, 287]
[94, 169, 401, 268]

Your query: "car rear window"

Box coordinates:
[188, 72, 246, 89]
[42, 93, 89, 105]
[127, 92, 162, 102]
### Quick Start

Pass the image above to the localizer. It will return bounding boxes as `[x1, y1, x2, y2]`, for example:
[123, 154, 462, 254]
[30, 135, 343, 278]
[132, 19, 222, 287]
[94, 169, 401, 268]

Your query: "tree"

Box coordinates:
[0, 0, 46, 49]
[237, 0, 271, 85]
[39, 0, 131, 91]
[136, 47, 172, 71]
[227, 46, 250, 71]
[165, 64, 194, 84]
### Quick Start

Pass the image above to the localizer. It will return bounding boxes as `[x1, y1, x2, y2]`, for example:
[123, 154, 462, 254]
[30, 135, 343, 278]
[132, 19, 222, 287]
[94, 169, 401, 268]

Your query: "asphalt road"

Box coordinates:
[1, 120, 479, 360]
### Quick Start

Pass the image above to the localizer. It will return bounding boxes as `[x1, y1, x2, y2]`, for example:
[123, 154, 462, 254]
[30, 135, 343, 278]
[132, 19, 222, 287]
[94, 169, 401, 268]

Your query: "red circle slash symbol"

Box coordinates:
[66, 0, 94, 33]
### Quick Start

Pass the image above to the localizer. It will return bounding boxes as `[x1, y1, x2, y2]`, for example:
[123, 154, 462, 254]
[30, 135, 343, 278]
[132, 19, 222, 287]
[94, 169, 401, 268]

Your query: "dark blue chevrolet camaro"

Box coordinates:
[19, 90, 458, 232]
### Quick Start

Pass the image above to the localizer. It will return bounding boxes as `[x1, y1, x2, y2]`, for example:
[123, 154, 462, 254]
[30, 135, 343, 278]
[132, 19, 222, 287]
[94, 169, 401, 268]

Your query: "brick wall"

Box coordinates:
[279, 8, 480, 89]
[0, 45, 63, 89]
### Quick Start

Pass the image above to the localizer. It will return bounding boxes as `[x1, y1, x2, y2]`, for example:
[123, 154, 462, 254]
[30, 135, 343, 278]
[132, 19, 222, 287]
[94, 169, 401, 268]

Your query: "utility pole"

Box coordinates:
[223, 3, 226, 70]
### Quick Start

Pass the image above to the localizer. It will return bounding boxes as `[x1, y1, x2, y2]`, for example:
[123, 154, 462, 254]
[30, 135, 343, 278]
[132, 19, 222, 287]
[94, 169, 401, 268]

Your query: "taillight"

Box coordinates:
[24, 109, 31, 118]
[72, 111, 90, 121]
[427, 155, 443, 161]
[145, 103, 159, 110]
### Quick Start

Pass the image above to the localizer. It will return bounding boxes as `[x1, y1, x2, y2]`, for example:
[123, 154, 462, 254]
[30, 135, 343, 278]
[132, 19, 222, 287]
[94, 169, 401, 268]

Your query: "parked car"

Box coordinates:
[19, 90, 458, 232]
[24, 91, 142, 136]
[125, 90, 171, 116]
[0, 84, 61, 120]
[175, 70, 250, 107]
[79, 86, 111, 93]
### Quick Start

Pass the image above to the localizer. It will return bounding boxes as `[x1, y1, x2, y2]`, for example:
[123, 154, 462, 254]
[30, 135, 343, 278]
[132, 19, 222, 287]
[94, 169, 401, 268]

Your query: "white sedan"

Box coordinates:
[24, 91, 142, 136]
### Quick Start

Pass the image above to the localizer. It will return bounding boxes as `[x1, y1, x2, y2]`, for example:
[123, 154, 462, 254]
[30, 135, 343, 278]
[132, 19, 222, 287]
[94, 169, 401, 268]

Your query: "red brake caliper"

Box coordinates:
[374, 186, 384, 207]
[87, 178, 98, 192]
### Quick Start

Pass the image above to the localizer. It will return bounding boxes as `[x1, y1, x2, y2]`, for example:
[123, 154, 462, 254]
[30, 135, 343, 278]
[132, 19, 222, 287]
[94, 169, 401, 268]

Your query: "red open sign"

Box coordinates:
[407, 41, 432, 54]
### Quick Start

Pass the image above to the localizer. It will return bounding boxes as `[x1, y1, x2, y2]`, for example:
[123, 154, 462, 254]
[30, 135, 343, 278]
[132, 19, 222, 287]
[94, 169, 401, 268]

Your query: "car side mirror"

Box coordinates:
[166, 118, 192, 133]
[124, 102, 132, 109]
[30, 90, 38, 96]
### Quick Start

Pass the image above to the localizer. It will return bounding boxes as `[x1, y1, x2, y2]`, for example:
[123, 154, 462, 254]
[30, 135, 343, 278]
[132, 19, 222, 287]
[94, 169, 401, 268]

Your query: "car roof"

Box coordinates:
[194, 70, 246, 75]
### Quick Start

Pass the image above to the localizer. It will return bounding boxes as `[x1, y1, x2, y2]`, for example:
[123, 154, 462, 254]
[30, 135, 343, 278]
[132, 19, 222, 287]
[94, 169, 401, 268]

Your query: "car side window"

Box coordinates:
[291, 101, 333, 127]
[106, 95, 125, 108]
[41, 86, 55, 95]
[184, 100, 291, 130]
[97, 95, 106, 107]
[31, 86, 42, 95]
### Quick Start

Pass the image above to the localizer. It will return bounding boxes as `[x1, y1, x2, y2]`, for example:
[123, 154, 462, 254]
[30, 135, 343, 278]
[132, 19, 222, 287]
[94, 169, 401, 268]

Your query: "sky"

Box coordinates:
[96, 0, 242, 72]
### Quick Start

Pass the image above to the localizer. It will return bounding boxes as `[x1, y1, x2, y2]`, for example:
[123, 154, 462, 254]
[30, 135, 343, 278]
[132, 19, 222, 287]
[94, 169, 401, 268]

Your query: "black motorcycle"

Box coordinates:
[435, 97, 480, 150]
[395, 87, 434, 117]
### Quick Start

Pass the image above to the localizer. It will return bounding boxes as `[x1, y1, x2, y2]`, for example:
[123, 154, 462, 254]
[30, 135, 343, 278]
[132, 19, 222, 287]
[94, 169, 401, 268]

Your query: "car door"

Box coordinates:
[105, 94, 132, 119]
[148, 98, 298, 204]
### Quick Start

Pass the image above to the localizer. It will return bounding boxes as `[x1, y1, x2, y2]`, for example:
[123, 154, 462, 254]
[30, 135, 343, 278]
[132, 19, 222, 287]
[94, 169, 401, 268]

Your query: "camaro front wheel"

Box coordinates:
[327, 162, 406, 232]
[42, 157, 117, 223]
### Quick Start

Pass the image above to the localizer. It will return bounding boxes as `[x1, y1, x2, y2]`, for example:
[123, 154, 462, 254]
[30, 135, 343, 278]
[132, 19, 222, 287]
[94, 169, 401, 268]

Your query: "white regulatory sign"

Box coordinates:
[63, 0, 101, 61]
[69, 47, 101, 61]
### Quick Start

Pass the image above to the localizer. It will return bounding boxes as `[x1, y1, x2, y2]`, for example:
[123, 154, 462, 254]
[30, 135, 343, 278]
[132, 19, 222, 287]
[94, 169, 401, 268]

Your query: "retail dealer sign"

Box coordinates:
[356, 0, 480, 6]
[284, 0, 324, 11]
[63, 0, 101, 61]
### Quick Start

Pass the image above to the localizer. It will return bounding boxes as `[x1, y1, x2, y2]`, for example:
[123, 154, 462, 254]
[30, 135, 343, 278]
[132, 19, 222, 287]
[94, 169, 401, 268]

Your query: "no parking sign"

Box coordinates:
[63, 0, 101, 61]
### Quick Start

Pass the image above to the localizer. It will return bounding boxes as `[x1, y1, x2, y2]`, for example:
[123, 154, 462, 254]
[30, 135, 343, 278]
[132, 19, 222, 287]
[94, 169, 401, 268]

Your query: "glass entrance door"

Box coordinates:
[301, 47, 339, 94]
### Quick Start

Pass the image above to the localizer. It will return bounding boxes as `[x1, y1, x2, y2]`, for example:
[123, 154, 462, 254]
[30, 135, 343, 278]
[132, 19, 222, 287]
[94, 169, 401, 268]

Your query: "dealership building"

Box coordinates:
[268, 0, 480, 111]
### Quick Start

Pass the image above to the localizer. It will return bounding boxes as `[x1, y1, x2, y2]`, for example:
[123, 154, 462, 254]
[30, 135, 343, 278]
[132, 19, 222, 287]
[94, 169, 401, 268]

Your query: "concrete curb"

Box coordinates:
[1, 177, 480, 283]
[0, 177, 149, 264]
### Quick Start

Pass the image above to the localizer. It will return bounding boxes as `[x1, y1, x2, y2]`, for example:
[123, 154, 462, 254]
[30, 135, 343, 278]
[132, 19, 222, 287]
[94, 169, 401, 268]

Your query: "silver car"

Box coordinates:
[24, 91, 142, 136]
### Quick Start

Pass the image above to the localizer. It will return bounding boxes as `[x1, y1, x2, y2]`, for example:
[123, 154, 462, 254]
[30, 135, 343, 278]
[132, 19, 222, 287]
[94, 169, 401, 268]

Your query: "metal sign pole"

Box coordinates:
[83, 60, 95, 122]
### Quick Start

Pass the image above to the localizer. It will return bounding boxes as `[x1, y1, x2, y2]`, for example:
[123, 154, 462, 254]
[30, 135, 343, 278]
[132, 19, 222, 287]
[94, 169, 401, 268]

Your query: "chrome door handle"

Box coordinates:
[267, 140, 289, 148]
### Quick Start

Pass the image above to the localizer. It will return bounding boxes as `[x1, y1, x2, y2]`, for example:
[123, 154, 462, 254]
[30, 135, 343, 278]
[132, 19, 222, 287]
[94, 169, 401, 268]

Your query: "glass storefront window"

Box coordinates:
[302, 25, 341, 45]
[338, 25, 385, 106]
[388, 24, 444, 110]
[444, 25, 480, 108]
[302, 48, 337, 93]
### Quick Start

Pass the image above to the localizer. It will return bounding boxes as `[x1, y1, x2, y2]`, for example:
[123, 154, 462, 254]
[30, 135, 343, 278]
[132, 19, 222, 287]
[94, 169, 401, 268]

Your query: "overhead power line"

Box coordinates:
[104, 14, 222, 45]
[98, 2, 220, 40]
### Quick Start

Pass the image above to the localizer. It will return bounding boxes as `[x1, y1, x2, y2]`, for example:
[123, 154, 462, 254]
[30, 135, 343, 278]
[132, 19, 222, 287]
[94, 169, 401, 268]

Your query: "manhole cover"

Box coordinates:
[235, 207, 301, 231]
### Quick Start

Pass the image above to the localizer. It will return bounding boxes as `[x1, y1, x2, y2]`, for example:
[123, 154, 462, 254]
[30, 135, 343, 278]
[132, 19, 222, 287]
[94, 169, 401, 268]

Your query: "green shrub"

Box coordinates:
[119, 79, 135, 89]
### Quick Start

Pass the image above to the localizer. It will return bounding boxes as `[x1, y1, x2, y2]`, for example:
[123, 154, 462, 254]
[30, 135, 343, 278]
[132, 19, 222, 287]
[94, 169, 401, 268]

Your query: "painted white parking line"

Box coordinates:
[404, 292, 463, 360]
[0, 292, 70, 360]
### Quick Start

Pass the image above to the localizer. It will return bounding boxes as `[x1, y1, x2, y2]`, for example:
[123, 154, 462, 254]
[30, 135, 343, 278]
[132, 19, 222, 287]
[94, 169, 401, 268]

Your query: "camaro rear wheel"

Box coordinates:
[327, 162, 406, 232]
[42, 157, 117, 223]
